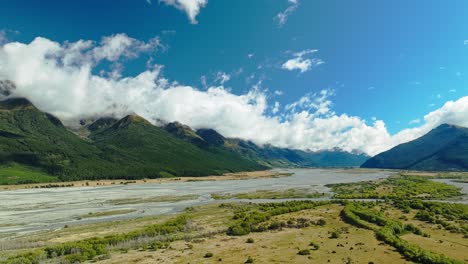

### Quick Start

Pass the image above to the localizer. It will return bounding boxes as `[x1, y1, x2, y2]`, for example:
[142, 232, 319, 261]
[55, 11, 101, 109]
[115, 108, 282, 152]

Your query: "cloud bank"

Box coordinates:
[160, 0, 208, 24]
[0, 36, 467, 156]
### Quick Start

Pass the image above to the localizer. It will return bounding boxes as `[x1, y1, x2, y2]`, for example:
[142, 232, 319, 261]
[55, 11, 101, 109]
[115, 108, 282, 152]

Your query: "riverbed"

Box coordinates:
[0, 168, 438, 238]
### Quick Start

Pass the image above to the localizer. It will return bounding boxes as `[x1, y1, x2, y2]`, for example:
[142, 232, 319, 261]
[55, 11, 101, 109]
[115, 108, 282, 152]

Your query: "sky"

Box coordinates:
[0, 0, 467, 156]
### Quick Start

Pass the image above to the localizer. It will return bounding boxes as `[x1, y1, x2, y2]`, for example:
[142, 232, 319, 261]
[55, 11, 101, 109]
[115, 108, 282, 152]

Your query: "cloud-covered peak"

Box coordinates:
[1, 35, 468, 156]
[160, 0, 208, 24]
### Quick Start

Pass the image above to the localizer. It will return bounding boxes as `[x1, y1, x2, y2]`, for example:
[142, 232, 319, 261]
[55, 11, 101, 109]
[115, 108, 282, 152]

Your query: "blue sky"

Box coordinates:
[0, 0, 467, 155]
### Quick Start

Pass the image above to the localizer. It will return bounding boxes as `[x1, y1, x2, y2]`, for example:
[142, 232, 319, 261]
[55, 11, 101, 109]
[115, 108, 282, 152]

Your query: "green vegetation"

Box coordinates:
[108, 194, 199, 205]
[203, 252, 214, 258]
[0, 98, 265, 183]
[226, 201, 331, 236]
[393, 200, 468, 235]
[329, 230, 340, 239]
[245, 256, 255, 263]
[211, 188, 326, 200]
[309, 241, 320, 250]
[341, 202, 463, 264]
[0, 163, 57, 185]
[1, 215, 189, 264]
[327, 175, 463, 199]
[1, 199, 466, 264]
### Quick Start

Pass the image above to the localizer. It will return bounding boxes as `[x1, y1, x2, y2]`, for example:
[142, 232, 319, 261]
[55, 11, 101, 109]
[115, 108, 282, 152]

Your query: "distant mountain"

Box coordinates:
[164, 122, 369, 168]
[299, 150, 369, 168]
[361, 124, 468, 171]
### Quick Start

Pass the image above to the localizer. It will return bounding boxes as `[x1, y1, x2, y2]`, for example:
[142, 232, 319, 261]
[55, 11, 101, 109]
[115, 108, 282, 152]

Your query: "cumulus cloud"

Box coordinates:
[282, 49, 324, 73]
[160, 0, 207, 24]
[1, 36, 468, 156]
[272, 101, 280, 114]
[0, 31, 6, 45]
[275, 0, 300, 27]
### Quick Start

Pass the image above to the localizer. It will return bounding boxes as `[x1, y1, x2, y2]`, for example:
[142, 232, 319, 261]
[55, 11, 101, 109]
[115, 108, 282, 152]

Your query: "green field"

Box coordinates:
[327, 175, 463, 199]
[0, 163, 57, 185]
[211, 188, 326, 200]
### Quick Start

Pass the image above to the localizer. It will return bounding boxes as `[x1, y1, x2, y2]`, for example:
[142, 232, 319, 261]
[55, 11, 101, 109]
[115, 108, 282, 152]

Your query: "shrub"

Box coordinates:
[317, 218, 327, 226]
[309, 242, 320, 250]
[330, 231, 340, 239]
[298, 249, 310, 255]
[246, 238, 255, 243]
[245, 256, 255, 263]
[204, 252, 214, 258]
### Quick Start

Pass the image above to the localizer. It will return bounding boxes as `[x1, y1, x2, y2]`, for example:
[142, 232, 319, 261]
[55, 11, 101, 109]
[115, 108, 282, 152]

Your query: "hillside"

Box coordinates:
[361, 124, 468, 171]
[89, 115, 264, 178]
[0, 98, 118, 180]
[0, 97, 368, 184]
[164, 122, 368, 168]
[0, 98, 264, 182]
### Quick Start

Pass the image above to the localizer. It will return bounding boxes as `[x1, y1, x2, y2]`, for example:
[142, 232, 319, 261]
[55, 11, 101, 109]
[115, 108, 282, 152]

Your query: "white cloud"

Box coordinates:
[272, 101, 280, 114]
[282, 49, 323, 73]
[0, 30, 6, 45]
[274, 0, 299, 27]
[274, 90, 283, 96]
[409, 118, 420, 125]
[160, 0, 207, 24]
[215, 71, 231, 85]
[1, 36, 468, 157]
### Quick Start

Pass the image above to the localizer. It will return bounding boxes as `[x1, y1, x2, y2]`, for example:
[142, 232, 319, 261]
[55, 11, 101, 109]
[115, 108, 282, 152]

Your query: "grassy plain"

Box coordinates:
[1, 173, 467, 264]
[211, 188, 327, 200]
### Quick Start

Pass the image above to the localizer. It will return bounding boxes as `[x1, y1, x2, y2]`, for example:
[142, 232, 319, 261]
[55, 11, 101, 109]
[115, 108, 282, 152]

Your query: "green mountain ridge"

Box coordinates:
[0, 97, 369, 183]
[361, 124, 468, 171]
[163, 122, 369, 168]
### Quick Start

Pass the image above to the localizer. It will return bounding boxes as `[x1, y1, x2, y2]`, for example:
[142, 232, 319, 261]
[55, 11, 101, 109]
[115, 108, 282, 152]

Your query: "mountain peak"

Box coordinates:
[87, 117, 118, 132]
[0, 97, 37, 111]
[196, 128, 225, 146]
[434, 123, 465, 130]
[112, 114, 151, 129]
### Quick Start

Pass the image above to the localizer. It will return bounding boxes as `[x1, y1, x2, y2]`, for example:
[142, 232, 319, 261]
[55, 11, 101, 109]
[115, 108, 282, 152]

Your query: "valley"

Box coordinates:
[0, 169, 466, 264]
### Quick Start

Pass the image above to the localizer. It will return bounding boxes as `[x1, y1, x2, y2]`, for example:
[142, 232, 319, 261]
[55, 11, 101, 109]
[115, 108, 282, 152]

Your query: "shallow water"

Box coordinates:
[0, 168, 396, 238]
[432, 179, 468, 203]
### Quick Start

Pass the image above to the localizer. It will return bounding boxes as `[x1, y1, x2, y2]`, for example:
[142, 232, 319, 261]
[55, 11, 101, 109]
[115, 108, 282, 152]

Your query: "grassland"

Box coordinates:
[211, 188, 326, 200]
[1, 175, 466, 264]
[0, 170, 286, 191]
[327, 175, 464, 199]
[0, 163, 57, 185]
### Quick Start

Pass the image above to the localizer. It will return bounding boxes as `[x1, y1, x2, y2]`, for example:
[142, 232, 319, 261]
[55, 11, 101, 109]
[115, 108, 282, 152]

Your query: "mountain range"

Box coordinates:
[361, 124, 468, 171]
[0, 97, 368, 182]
